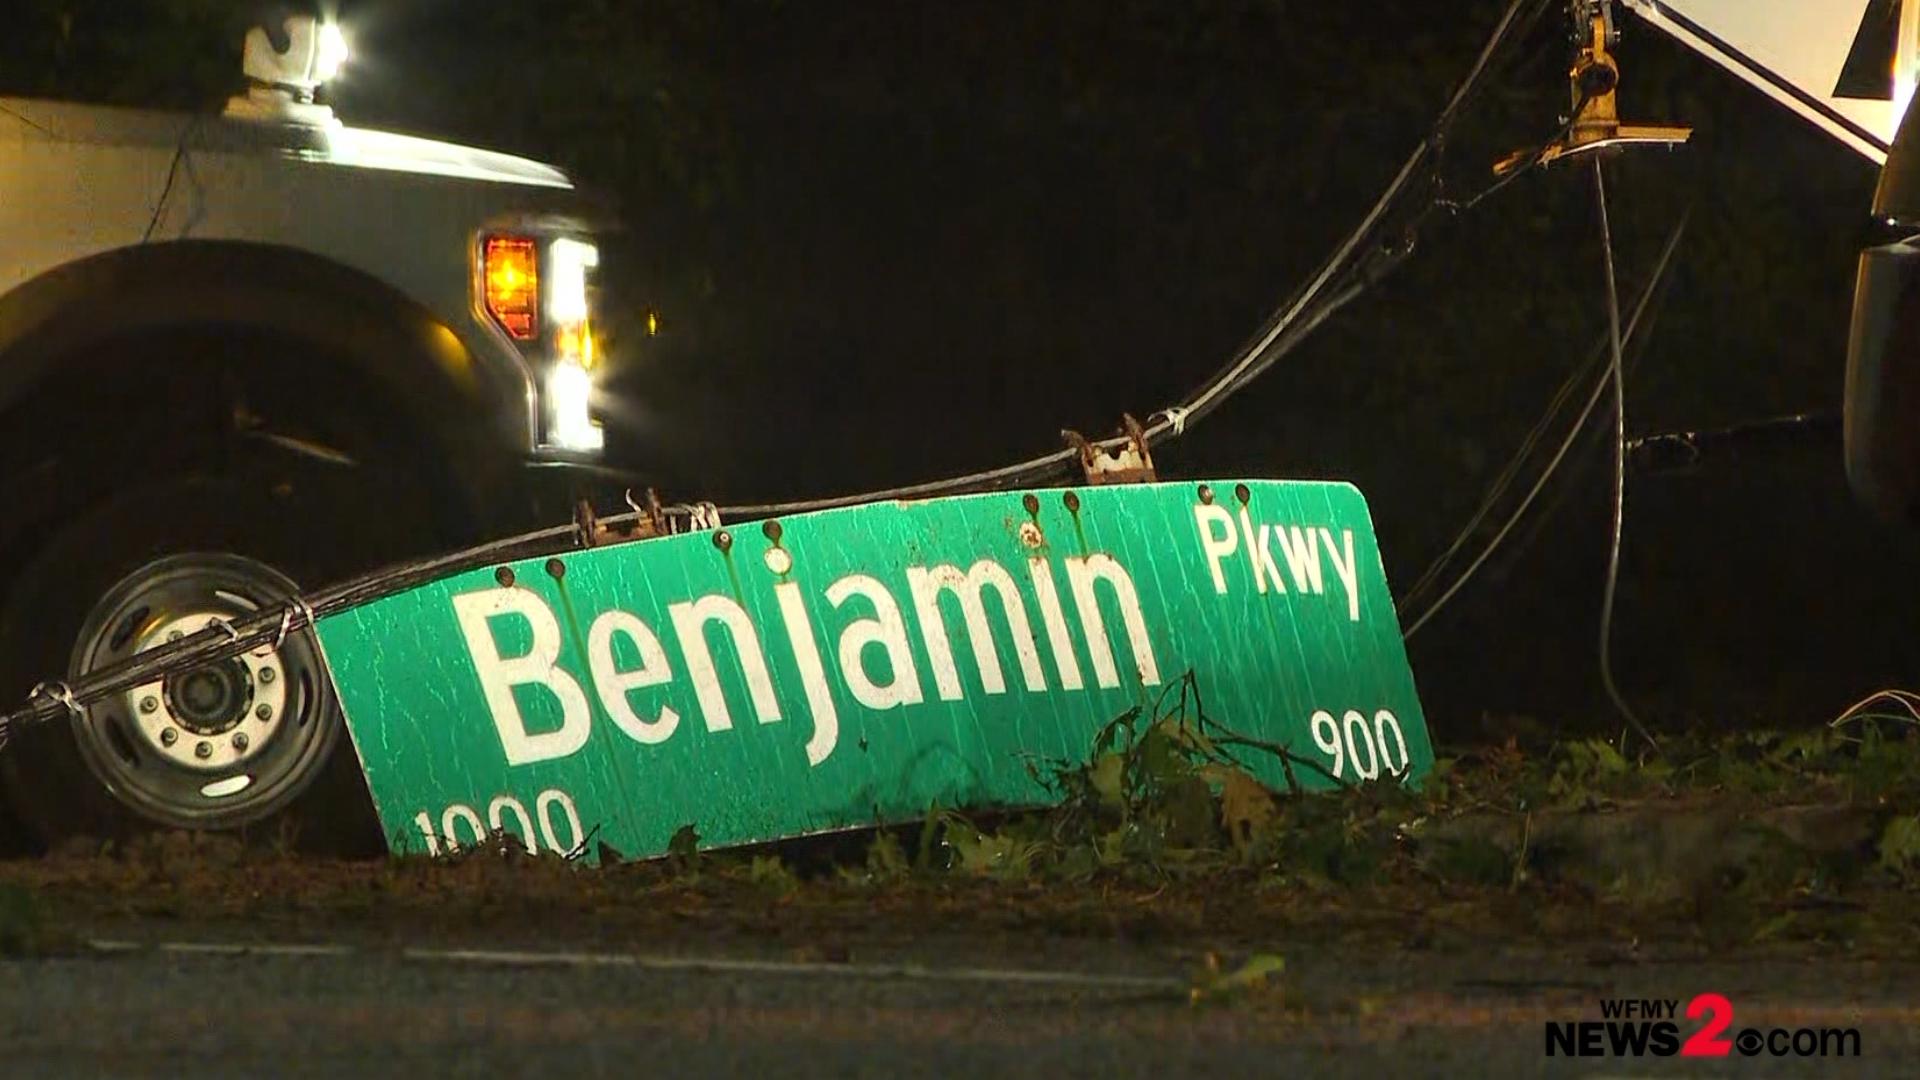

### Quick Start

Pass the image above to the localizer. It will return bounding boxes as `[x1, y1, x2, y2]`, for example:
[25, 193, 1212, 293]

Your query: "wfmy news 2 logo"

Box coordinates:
[1546, 993, 1861, 1059]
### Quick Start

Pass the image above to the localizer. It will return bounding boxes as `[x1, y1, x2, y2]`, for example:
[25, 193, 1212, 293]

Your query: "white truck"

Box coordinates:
[0, 17, 622, 846]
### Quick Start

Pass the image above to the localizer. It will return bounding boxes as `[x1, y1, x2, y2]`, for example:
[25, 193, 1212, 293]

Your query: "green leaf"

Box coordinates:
[1139, 722, 1186, 789]
[747, 854, 797, 893]
[668, 823, 700, 857]
[1189, 952, 1286, 1004]
[946, 824, 1043, 880]
[1203, 764, 1277, 856]
[1158, 775, 1221, 851]
[667, 823, 701, 876]
[865, 831, 910, 883]
[1878, 814, 1920, 882]
[1088, 752, 1127, 811]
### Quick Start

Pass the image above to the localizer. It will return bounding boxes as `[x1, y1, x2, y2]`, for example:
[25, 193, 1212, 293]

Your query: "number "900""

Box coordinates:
[1309, 709, 1409, 781]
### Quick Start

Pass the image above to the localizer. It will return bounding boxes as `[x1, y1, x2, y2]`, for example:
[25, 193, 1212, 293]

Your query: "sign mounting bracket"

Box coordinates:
[1063, 414, 1157, 485]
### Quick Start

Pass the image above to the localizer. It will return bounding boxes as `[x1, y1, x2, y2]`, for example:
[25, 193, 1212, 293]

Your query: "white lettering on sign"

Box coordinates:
[824, 574, 924, 710]
[442, 803, 485, 848]
[1064, 554, 1159, 689]
[1235, 508, 1278, 594]
[907, 560, 1048, 699]
[586, 610, 679, 745]
[448, 550, 1163, 771]
[451, 586, 592, 766]
[775, 581, 839, 766]
[1190, 505, 1364, 621]
[1275, 526, 1320, 594]
[488, 794, 536, 843]
[1309, 707, 1409, 780]
[1026, 558, 1085, 690]
[412, 788, 584, 857]
[1319, 528, 1360, 621]
[668, 594, 782, 732]
[1194, 504, 1237, 594]
[536, 788, 586, 855]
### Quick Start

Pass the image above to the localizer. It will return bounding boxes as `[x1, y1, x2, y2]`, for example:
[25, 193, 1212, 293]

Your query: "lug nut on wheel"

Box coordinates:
[68, 554, 324, 833]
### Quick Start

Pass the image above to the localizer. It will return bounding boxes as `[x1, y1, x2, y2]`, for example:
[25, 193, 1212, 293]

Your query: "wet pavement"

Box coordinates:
[2, 930, 1910, 1077]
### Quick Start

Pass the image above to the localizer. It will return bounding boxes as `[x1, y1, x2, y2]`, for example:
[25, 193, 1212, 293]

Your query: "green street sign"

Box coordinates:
[315, 479, 1430, 861]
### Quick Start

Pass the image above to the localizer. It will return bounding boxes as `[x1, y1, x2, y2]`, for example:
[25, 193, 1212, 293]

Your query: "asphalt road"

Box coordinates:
[1, 931, 1911, 1077]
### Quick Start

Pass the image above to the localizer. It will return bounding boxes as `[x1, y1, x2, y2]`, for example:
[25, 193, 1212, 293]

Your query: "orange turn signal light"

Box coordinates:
[483, 236, 539, 340]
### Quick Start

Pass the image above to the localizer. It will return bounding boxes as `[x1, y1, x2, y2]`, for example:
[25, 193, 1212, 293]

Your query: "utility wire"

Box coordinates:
[722, 0, 1550, 517]
[1398, 202, 1684, 613]
[1589, 158, 1657, 752]
[0, 100, 55, 137]
[1435, 93, 1589, 219]
[1471, 256, 1679, 577]
[1398, 309, 1609, 610]
[1399, 204, 1689, 640]
[142, 114, 202, 244]
[1164, 0, 1548, 433]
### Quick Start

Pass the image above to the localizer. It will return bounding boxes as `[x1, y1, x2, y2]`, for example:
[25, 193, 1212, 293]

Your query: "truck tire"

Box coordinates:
[0, 467, 438, 852]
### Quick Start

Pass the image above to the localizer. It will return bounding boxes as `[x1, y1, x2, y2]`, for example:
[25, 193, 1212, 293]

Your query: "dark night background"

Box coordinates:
[3, 0, 1914, 740]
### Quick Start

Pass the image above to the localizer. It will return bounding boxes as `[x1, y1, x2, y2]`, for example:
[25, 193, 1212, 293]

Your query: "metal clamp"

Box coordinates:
[574, 498, 602, 548]
[271, 595, 319, 649]
[627, 488, 670, 537]
[578, 489, 679, 549]
[29, 680, 81, 722]
[1063, 414, 1157, 486]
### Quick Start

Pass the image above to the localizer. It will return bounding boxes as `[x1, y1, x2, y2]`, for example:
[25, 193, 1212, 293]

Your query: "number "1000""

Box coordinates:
[411, 788, 585, 858]
[1310, 708, 1409, 781]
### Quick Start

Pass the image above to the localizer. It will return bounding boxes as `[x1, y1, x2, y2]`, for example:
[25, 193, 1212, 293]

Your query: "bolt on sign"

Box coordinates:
[315, 480, 1432, 861]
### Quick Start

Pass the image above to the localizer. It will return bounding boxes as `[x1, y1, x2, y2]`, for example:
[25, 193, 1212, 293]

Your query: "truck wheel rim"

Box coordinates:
[66, 553, 339, 829]
[127, 611, 287, 772]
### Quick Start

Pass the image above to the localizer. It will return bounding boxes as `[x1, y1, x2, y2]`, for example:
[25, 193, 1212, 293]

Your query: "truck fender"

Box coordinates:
[0, 240, 526, 520]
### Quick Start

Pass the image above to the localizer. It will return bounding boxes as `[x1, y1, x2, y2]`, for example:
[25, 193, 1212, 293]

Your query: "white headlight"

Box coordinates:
[546, 361, 603, 452]
[549, 239, 599, 325]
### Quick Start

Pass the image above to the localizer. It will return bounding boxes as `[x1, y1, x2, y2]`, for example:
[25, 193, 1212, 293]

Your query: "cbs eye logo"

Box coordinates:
[1734, 1024, 1862, 1058]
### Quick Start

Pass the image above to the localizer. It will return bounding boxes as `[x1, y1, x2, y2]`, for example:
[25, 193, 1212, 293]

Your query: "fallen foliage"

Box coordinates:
[4, 682, 1920, 963]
